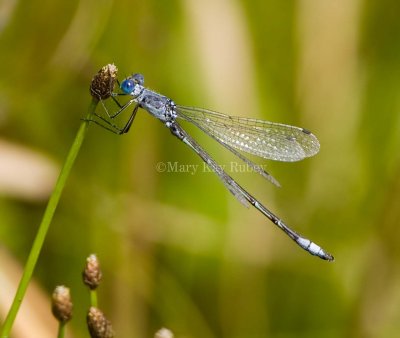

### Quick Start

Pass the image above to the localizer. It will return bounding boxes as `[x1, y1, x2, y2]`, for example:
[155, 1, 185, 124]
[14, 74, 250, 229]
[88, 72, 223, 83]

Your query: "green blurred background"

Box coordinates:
[1, 0, 400, 337]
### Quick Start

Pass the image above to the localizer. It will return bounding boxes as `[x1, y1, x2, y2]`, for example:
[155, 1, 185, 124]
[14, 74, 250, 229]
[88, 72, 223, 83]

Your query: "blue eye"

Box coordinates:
[121, 79, 135, 94]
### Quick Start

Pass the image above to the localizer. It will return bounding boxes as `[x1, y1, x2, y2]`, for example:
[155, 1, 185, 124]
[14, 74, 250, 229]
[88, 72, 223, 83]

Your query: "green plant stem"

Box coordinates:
[57, 322, 66, 338]
[0, 99, 98, 338]
[90, 289, 98, 308]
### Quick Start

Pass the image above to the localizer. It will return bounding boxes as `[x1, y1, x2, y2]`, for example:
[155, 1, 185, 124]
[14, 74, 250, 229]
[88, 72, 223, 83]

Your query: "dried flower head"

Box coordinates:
[155, 327, 174, 338]
[90, 64, 118, 100]
[51, 285, 73, 323]
[87, 307, 114, 338]
[83, 254, 102, 290]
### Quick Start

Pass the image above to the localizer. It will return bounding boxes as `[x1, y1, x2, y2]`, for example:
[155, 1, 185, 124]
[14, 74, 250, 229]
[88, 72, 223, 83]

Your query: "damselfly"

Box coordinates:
[89, 73, 334, 261]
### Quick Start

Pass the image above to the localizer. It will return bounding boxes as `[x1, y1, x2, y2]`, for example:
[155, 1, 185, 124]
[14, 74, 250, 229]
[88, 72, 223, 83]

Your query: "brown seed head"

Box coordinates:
[51, 285, 73, 323]
[90, 64, 118, 100]
[83, 254, 102, 290]
[155, 327, 174, 338]
[87, 307, 114, 338]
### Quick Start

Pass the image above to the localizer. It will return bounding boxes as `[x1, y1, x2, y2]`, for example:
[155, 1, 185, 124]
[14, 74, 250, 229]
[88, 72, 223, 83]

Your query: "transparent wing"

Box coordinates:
[176, 106, 320, 162]
[175, 109, 281, 186]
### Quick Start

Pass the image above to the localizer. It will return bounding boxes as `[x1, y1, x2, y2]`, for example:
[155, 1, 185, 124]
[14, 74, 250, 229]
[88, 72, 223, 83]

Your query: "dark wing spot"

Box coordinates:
[301, 128, 311, 135]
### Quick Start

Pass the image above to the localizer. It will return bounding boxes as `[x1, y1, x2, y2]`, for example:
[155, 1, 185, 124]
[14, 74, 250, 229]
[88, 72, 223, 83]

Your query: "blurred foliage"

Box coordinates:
[1, 0, 400, 337]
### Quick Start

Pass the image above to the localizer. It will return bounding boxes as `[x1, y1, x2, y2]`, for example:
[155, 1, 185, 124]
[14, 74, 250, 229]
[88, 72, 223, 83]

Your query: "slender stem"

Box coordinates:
[57, 322, 66, 338]
[0, 99, 98, 338]
[90, 289, 98, 308]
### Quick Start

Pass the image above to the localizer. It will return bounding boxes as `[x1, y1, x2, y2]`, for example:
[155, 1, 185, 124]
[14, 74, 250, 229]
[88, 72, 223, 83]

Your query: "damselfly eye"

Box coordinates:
[120, 79, 135, 94]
